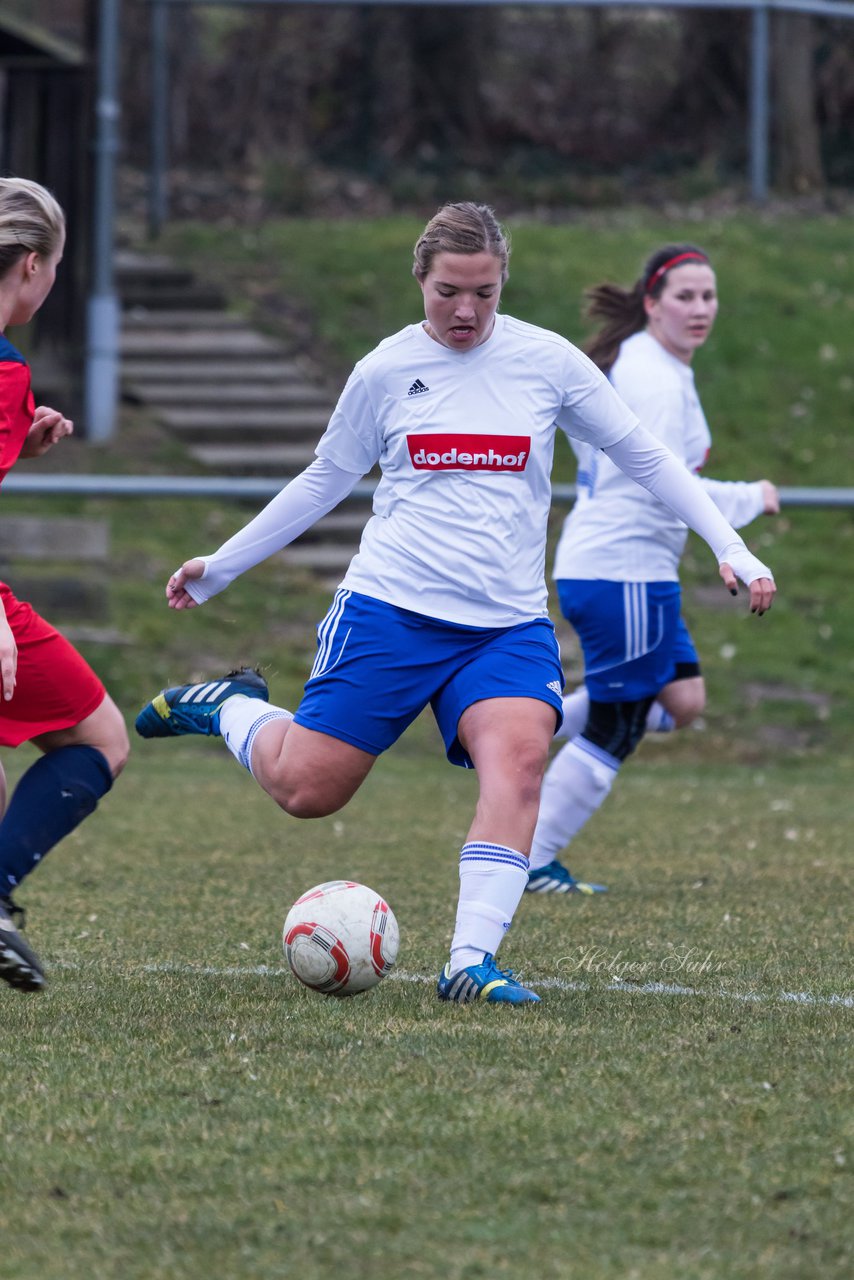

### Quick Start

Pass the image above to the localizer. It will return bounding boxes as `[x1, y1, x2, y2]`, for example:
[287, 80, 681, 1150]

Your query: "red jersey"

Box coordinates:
[0, 332, 106, 743]
[0, 334, 34, 485]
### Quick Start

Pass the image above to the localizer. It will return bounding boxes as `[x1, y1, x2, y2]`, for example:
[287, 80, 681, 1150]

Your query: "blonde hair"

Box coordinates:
[0, 178, 65, 280]
[413, 202, 510, 284]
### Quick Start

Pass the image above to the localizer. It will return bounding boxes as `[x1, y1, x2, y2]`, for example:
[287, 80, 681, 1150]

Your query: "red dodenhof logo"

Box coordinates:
[407, 433, 530, 471]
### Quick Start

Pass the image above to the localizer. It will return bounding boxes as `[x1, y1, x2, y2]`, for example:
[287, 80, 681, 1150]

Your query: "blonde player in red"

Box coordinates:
[0, 178, 129, 991]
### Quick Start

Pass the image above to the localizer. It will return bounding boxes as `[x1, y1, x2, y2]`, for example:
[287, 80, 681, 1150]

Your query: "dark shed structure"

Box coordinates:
[0, 11, 89, 411]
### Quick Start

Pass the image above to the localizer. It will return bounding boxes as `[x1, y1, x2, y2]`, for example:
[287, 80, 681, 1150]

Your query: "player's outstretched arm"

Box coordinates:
[604, 425, 776, 613]
[698, 476, 780, 529]
[162, 456, 363, 610]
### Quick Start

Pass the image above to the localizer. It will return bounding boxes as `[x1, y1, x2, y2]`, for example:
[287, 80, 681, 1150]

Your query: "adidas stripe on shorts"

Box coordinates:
[294, 588, 565, 768]
[556, 578, 698, 703]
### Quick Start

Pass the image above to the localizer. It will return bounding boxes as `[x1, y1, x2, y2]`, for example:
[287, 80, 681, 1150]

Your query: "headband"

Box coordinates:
[645, 252, 710, 294]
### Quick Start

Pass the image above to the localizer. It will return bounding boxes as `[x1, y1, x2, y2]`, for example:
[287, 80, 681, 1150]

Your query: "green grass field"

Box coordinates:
[1, 742, 851, 1280]
[1, 208, 852, 1277]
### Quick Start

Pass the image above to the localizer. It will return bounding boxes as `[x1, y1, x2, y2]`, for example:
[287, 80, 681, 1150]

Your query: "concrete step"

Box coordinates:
[121, 286, 228, 310]
[123, 309, 250, 331]
[8, 571, 107, 620]
[125, 382, 334, 408]
[120, 330, 282, 357]
[280, 544, 358, 573]
[0, 515, 109, 562]
[160, 406, 331, 441]
[121, 358, 308, 383]
[294, 511, 370, 541]
[116, 250, 196, 283]
[116, 254, 228, 311]
[0, 518, 111, 622]
[189, 443, 319, 471]
[114, 251, 352, 530]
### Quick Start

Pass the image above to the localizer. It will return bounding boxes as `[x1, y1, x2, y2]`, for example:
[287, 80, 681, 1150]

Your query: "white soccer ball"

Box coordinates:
[282, 880, 400, 997]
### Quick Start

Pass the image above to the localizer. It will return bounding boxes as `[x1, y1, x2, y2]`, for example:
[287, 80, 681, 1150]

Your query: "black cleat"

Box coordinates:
[0, 897, 45, 992]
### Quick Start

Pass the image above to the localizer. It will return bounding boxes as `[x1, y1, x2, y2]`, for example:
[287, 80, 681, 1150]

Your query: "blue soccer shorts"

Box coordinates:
[294, 588, 565, 768]
[556, 579, 698, 703]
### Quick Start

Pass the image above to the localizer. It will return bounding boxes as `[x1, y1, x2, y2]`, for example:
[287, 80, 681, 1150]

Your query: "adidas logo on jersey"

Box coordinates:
[408, 378, 429, 396]
[547, 680, 562, 696]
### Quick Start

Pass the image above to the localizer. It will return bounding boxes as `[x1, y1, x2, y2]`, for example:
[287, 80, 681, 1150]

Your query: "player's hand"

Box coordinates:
[22, 405, 74, 457]
[166, 559, 206, 610]
[760, 480, 780, 515]
[722, 555, 773, 614]
[0, 616, 18, 700]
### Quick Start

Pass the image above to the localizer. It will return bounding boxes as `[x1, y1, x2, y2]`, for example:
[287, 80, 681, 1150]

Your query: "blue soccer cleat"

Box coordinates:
[437, 953, 540, 1005]
[525, 858, 608, 895]
[135, 667, 269, 739]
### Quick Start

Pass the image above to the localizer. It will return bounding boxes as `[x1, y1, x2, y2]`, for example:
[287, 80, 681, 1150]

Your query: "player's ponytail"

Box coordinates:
[584, 242, 710, 374]
[584, 281, 646, 374]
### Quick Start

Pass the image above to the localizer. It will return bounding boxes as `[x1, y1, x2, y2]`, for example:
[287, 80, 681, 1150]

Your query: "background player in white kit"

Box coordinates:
[526, 244, 780, 896]
[136, 208, 775, 1005]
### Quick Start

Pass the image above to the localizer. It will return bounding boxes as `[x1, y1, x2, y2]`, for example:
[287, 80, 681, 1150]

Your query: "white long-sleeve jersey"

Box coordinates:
[187, 317, 770, 623]
[553, 329, 766, 583]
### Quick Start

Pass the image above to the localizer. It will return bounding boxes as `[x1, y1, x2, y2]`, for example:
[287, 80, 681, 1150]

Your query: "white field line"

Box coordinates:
[54, 960, 853, 1009]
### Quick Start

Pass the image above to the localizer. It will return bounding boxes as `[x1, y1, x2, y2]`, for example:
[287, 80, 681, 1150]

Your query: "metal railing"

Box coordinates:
[5, 475, 853, 508]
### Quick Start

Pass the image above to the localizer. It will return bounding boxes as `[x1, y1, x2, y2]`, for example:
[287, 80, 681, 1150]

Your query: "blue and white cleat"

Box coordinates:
[525, 858, 608, 895]
[437, 953, 540, 1005]
[135, 667, 269, 739]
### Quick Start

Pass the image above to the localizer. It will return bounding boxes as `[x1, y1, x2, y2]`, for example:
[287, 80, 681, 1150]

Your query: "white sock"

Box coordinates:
[528, 737, 620, 871]
[449, 841, 529, 973]
[219, 695, 293, 775]
[554, 687, 589, 741]
[556, 688, 675, 742]
[645, 702, 676, 733]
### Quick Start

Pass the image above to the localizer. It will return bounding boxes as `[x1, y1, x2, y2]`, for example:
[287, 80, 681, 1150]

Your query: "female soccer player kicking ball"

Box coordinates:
[136, 205, 774, 1005]
[0, 178, 129, 991]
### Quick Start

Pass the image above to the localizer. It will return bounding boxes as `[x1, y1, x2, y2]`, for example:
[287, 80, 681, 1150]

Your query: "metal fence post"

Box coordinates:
[84, 0, 122, 444]
[149, 0, 170, 237]
[749, 3, 771, 202]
